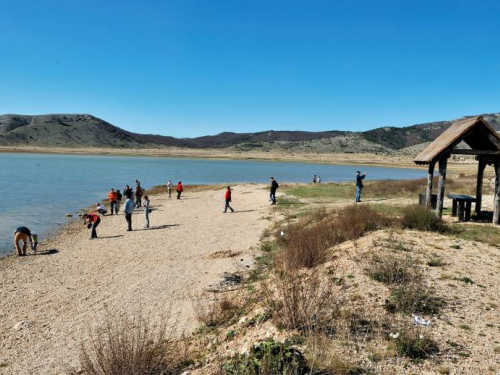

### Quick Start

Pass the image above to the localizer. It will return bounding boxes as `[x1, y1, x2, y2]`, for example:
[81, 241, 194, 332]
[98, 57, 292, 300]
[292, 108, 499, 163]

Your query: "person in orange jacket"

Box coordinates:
[108, 188, 118, 215]
[177, 181, 183, 200]
[223, 186, 235, 213]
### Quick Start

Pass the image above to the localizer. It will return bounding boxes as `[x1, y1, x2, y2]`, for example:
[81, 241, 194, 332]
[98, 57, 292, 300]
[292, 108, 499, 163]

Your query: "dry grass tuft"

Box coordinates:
[401, 205, 448, 233]
[78, 311, 181, 375]
[367, 253, 417, 285]
[195, 296, 242, 329]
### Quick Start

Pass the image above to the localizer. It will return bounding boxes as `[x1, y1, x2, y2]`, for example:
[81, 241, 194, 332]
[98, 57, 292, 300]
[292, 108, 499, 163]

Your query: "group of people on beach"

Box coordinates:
[13, 171, 367, 254]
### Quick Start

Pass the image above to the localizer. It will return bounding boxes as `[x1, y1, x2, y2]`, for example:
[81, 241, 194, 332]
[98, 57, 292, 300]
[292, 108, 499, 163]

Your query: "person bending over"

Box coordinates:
[13, 227, 34, 256]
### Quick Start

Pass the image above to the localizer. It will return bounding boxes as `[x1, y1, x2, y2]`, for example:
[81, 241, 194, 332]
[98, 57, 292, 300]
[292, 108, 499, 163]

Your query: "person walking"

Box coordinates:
[108, 188, 118, 215]
[124, 191, 135, 231]
[167, 179, 173, 198]
[143, 195, 150, 228]
[177, 181, 183, 200]
[135, 181, 144, 208]
[355, 171, 367, 203]
[83, 213, 101, 239]
[13, 226, 34, 256]
[270, 177, 279, 205]
[116, 189, 123, 214]
[223, 186, 235, 213]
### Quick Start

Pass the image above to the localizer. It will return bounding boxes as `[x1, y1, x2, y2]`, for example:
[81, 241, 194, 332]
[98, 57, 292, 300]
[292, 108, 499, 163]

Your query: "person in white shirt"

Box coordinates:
[96, 203, 108, 216]
[166, 180, 173, 198]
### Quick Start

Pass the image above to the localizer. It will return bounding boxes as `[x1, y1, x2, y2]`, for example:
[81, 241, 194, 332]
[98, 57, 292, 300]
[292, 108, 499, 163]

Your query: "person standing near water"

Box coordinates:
[116, 189, 123, 214]
[223, 186, 235, 213]
[13, 227, 34, 256]
[143, 195, 150, 228]
[135, 180, 143, 208]
[355, 171, 367, 203]
[177, 181, 183, 200]
[83, 213, 101, 239]
[270, 177, 279, 205]
[167, 179, 173, 198]
[124, 191, 135, 231]
[108, 188, 118, 215]
[124, 185, 133, 197]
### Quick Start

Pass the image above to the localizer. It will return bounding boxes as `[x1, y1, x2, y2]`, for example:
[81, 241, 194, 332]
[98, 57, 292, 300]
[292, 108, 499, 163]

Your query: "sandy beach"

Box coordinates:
[0, 184, 272, 375]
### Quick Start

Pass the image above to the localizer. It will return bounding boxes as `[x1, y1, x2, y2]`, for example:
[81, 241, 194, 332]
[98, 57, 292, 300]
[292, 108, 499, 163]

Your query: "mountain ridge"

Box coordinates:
[1, 112, 499, 154]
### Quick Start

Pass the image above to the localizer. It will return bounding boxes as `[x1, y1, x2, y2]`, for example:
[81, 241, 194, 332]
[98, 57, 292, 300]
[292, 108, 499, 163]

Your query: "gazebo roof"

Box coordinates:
[414, 116, 500, 165]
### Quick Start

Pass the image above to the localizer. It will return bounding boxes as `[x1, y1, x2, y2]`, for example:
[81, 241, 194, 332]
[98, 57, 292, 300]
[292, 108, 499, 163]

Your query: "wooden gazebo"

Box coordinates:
[414, 116, 500, 224]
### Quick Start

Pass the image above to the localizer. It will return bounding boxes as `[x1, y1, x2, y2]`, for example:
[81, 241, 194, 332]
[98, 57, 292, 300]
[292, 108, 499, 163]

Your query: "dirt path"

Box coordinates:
[0, 184, 273, 375]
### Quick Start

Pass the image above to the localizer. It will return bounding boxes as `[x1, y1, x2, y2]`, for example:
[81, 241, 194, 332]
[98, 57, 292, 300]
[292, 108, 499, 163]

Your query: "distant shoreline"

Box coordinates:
[0, 145, 429, 169]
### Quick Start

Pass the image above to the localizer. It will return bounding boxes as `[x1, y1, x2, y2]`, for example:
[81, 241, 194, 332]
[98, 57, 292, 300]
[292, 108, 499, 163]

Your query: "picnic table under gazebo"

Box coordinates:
[414, 115, 500, 224]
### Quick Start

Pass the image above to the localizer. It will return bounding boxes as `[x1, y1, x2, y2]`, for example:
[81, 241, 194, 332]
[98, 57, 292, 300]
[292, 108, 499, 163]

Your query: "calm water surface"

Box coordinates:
[0, 153, 425, 255]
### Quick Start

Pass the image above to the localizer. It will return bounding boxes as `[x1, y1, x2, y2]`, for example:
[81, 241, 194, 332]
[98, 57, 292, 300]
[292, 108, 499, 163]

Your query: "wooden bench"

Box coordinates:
[447, 194, 476, 222]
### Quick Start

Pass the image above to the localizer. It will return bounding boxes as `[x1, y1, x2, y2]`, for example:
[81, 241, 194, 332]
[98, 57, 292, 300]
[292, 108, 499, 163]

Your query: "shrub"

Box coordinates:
[391, 325, 438, 360]
[334, 205, 390, 241]
[223, 339, 308, 375]
[385, 282, 442, 315]
[427, 255, 444, 267]
[264, 272, 340, 332]
[277, 205, 388, 270]
[367, 254, 417, 285]
[195, 297, 242, 328]
[78, 312, 178, 375]
[401, 205, 447, 233]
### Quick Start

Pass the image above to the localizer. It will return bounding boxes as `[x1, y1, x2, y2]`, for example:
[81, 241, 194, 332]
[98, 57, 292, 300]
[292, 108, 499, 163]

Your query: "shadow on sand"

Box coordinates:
[137, 224, 179, 231]
[36, 249, 59, 256]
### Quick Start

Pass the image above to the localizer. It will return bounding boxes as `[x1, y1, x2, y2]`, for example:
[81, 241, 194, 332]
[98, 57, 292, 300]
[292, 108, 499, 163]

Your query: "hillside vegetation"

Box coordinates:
[1, 113, 499, 154]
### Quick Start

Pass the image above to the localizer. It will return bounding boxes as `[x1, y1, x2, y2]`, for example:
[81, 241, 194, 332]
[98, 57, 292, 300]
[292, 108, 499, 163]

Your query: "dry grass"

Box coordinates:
[367, 253, 417, 285]
[78, 311, 181, 375]
[276, 205, 388, 271]
[194, 296, 242, 329]
[385, 282, 442, 315]
[390, 324, 439, 360]
[401, 205, 448, 233]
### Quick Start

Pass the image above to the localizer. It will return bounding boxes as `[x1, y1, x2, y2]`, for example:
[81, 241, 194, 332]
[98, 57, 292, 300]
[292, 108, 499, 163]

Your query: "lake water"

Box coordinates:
[0, 153, 425, 256]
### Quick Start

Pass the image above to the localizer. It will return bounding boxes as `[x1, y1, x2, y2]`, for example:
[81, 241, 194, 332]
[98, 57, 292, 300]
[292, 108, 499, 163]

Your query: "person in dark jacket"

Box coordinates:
[270, 177, 279, 205]
[223, 186, 235, 213]
[355, 171, 367, 202]
[116, 189, 123, 214]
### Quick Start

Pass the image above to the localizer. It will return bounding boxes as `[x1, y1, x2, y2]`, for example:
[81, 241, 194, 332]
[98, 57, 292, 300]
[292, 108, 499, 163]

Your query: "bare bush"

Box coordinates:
[385, 282, 442, 315]
[264, 272, 342, 332]
[78, 311, 179, 375]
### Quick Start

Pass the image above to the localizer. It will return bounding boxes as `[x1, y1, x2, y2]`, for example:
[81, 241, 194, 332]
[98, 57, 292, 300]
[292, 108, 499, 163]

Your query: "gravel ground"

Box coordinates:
[0, 184, 273, 375]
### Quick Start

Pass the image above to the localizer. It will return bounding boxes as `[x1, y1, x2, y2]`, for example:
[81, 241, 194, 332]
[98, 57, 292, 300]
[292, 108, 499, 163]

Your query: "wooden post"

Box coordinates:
[493, 161, 500, 224]
[475, 159, 486, 215]
[425, 162, 436, 208]
[435, 157, 448, 218]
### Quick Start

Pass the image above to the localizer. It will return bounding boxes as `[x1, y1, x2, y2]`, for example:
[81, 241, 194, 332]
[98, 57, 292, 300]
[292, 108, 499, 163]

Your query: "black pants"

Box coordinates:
[91, 218, 101, 238]
[177, 191, 182, 199]
[110, 201, 117, 215]
[224, 200, 234, 213]
[125, 213, 132, 231]
[270, 189, 277, 204]
[135, 195, 142, 208]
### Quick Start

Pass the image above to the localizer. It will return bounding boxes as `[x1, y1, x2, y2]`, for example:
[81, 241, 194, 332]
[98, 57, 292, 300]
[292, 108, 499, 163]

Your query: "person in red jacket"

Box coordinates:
[83, 213, 101, 239]
[177, 181, 183, 200]
[223, 186, 235, 213]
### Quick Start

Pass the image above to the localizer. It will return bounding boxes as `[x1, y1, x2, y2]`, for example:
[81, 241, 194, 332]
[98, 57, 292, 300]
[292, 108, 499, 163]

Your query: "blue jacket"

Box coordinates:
[124, 198, 135, 214]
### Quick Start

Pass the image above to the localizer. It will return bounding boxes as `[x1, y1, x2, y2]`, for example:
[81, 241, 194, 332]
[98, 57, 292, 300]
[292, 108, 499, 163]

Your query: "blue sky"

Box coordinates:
[1, 0, 499, 137]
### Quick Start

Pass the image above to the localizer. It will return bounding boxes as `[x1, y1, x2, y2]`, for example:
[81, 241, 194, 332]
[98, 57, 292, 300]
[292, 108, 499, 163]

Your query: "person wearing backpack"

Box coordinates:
[270, 177, 279, 205]
[135, 180, 143, 208]
[223, 186, 235, 213]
